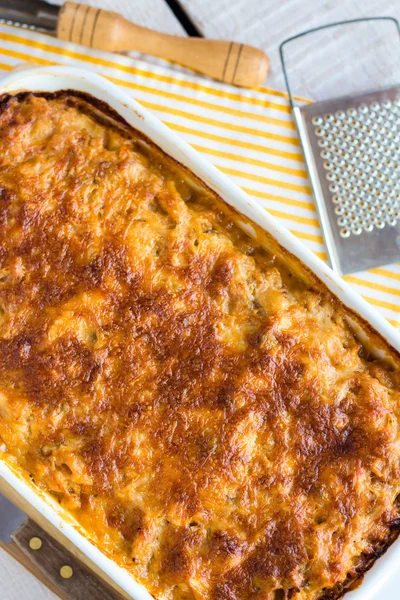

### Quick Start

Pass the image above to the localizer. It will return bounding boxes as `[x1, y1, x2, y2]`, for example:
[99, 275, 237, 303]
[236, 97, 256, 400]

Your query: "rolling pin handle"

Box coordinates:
[57, 1, 269, 87]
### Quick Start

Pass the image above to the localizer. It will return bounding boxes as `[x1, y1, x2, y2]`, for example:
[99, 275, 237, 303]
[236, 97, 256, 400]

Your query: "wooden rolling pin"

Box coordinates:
[57, 2, 269, 87]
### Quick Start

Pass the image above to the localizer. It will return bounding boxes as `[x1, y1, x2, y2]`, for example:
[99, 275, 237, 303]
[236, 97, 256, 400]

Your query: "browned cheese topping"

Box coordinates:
[0, 93, 400, 600]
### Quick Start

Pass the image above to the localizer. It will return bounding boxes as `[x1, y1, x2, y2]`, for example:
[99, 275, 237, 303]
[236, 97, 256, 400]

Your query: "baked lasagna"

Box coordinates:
[0, 91, 400, 600]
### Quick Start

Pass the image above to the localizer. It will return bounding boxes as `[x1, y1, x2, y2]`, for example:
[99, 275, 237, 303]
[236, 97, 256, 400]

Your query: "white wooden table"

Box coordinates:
[1, 1, 400, 598]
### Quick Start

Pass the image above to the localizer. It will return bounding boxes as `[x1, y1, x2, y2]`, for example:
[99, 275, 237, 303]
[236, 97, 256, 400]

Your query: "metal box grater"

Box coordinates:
[280, 17, 400, 275]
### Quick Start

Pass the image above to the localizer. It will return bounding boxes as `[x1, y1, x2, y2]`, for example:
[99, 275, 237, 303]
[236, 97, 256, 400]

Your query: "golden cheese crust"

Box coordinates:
[1, 92, 400, 600]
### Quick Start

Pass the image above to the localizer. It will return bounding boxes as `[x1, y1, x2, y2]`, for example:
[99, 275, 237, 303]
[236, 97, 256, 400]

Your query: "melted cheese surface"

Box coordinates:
[1, 93, 400, 600]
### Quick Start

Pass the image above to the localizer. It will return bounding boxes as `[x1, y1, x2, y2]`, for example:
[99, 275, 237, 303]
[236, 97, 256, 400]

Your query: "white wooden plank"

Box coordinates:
[179, 0, 400, 94]
[0, 549, 56, 600]
[49, 0, 187, 36]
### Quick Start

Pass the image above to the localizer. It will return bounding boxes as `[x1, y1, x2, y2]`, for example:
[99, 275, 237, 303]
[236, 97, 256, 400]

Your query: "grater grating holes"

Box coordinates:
[313, 98, 400, 238]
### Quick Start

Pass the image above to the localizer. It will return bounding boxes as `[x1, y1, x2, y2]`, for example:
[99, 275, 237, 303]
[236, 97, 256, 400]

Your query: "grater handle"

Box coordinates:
[279, 16, 400, 108]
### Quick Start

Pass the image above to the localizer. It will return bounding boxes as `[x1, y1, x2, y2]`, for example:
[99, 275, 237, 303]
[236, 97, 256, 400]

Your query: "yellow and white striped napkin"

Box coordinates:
[0, 24, 399, 327]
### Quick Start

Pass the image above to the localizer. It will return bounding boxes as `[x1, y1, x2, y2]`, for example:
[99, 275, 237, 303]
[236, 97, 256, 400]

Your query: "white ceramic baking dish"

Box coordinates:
[0, 65, 399, 600]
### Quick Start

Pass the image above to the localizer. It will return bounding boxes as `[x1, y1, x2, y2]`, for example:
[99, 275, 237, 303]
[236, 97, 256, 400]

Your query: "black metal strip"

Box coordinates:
[164, 0, 203, 37]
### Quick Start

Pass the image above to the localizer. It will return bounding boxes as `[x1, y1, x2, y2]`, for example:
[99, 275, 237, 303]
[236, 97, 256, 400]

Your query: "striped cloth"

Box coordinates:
[0, 24, 399, 327]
